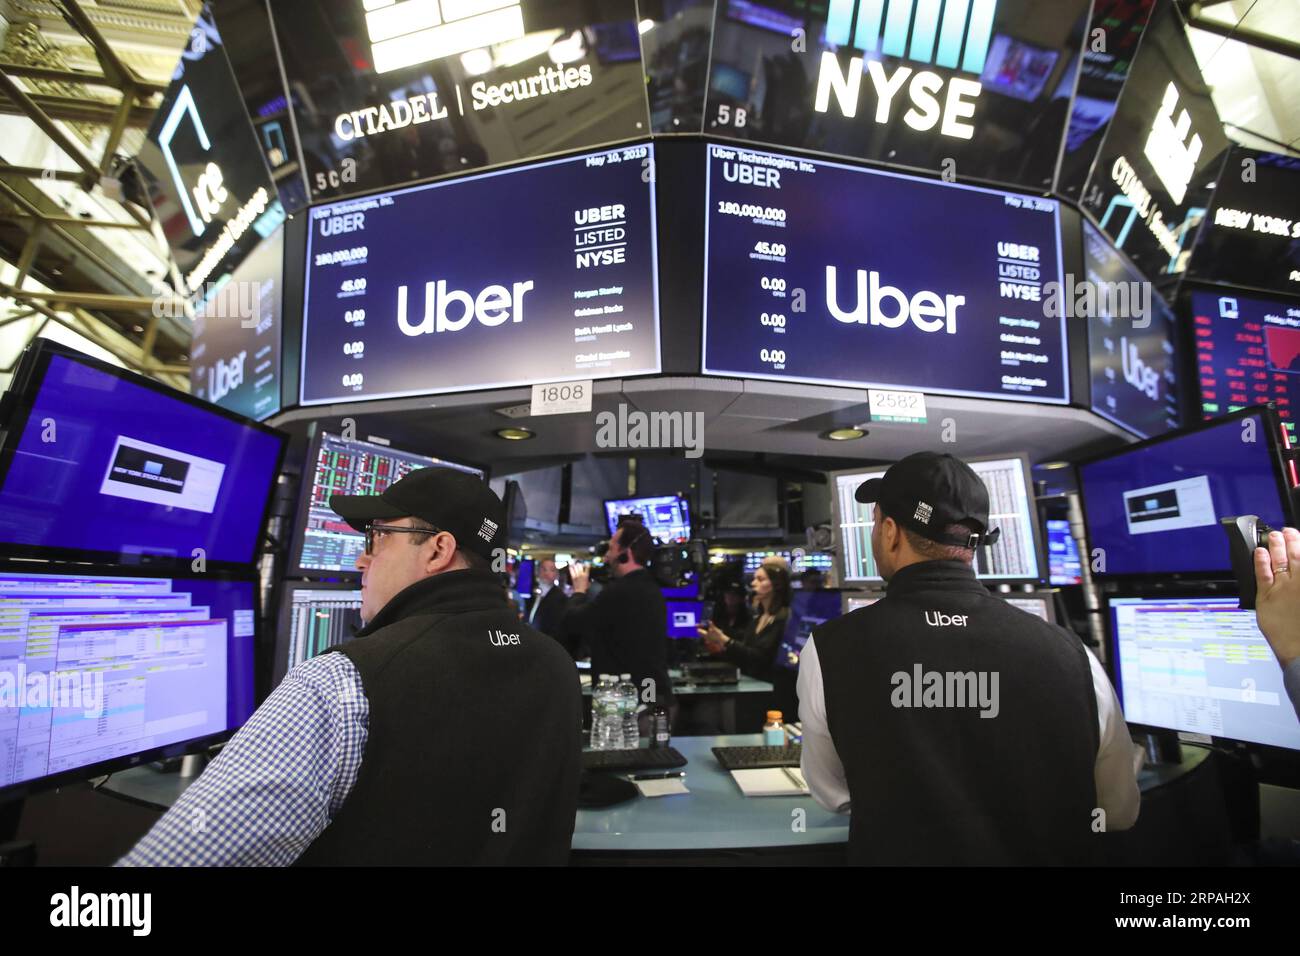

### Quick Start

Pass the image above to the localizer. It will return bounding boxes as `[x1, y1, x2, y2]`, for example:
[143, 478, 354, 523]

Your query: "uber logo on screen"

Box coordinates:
[363, 0, 525, 75]
[814, 0, 994, 139]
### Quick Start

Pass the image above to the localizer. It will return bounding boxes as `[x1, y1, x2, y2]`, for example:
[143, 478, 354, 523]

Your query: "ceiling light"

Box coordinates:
[823, 427, 866, 441]
[1039, 461, 1072, 470]
[496, 427, 535, 441]
[638, 19, 655, 34]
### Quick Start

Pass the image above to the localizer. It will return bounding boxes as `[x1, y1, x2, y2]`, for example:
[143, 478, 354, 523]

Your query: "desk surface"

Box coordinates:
[573, 734, 846, 852]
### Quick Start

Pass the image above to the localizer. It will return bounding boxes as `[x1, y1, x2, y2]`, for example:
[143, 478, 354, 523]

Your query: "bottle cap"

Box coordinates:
[767, 710, 783, 721]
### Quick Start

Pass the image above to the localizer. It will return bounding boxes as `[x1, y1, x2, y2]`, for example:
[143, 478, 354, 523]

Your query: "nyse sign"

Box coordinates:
[812, 0, 997, 139]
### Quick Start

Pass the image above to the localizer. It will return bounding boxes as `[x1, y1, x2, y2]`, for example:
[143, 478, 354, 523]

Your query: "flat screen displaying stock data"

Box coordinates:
[300, 144, 660, 404]
[0, 346, 284, 568]
[1079, 410, 1295, 577]
[1047, 519, 1084, 586]
[1111, 596, 1300, 750]
[0, 570, 257, 794]
[292, 431, 483, 575]
[702, 145, 1068, 403]
[273, 585, 363, 685]
[1192, 290, 1299, 439]
[834, 458, 1042, 583]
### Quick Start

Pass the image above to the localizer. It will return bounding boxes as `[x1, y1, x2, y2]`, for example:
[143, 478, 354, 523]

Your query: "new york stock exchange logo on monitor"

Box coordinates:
[814, 0, 996, 140]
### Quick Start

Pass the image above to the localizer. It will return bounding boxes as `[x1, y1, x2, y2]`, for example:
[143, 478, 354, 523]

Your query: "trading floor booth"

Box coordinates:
[3, 0, 1300, 867]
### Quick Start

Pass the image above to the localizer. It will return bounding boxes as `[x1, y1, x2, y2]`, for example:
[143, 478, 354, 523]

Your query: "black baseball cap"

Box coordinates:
[854, 452, 1001, 549]
[330, 467, 505, 560]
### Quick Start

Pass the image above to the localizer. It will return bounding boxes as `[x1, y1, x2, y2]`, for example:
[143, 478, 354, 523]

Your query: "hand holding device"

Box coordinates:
[1254, 527, 1300, 669]
[1223, 515, 1271, 610]
[569, 560, 590, 594]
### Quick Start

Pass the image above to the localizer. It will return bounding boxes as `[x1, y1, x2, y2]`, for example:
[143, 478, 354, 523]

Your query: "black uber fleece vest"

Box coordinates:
[294, 570, 582, 866]
[814, 561, 1100, 865]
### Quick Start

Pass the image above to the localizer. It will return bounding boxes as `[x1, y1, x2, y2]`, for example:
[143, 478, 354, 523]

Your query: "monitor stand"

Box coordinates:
[1140, 729, 1183, 766]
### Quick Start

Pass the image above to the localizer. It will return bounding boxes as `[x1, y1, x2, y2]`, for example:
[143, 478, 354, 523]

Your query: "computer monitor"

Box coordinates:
[0, 341, 286, 571]
[272, 583, 363, 686]
[603, 495, 691, 542]
[515, 559, 535, 598]
[0, 567, 257, 798]
[1078, 406, 1297, 578]
[665, 600, 705, 639]
[775, 590, 844, 672]
[1047, 519, 1083, 586]
[1004, 595, 1056, 624]
[744, 550, 833, 575]
[661, 579, 699, 599]
[290, 429, 484, 575]
[842, 593, 882, 614]
[1109, 595, 1300, 750]
[832, 456, 1043, 584]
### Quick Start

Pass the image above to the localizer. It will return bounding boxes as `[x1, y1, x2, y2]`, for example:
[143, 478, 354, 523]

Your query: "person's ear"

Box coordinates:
[423, 531, 460, 573]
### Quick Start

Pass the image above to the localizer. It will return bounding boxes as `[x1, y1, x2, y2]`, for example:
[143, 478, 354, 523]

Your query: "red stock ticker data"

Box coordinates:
[1193, 291, 1297, 439]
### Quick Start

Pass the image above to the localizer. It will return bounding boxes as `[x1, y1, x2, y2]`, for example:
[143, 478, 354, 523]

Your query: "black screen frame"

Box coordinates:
[0, 558, 262, 802]
[0, 340, 288, 574]
[1076, 403, 1299, 583]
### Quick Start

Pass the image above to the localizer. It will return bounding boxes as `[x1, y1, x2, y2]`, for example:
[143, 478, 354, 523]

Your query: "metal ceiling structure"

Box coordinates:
[0, 0, 199, 388]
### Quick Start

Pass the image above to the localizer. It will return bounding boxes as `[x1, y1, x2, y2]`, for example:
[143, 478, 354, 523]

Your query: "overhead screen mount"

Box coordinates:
[0, 566, 259, 801]
[288, 426, 485, 578]
[1077, 404, 1298, 581]
[0, 339, 287, 574]
[830, 454, 1044, 585]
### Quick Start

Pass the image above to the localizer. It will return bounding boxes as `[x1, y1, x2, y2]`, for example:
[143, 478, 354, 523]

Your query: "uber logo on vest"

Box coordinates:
[924, 610, 967, 626]
[891, 663, 1000, 718]
[489, 629, 520, 646]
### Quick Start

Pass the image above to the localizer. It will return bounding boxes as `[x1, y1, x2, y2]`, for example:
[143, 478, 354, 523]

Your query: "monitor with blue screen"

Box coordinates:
[1047, 520, 1083, 585]
[1110, 595, 1300, 751]
[1078, 407, 1296, 577]
[0, 567, 257, 798]
[665, 600, 705, 639]
[0, 341, 286, 570]
[604, 495, 691, 542]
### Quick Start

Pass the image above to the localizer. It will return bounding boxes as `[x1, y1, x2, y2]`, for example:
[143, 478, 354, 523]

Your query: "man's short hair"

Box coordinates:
[616, 518, 654, 565]
[900, 522, 977, 563]
[408, 516, 491, 571]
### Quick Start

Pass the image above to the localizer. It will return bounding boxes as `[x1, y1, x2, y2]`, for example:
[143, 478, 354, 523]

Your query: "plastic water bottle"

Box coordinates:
[618, 673, 639, 749]
[590, 675, 616, 750]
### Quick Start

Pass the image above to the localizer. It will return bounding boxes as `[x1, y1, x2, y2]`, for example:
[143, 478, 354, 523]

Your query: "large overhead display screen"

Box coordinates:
[703, 0, 1093, 190]
[300, 144, 660, 405]
[702, 145, 1067, 402]
[269, 0, 650, 203]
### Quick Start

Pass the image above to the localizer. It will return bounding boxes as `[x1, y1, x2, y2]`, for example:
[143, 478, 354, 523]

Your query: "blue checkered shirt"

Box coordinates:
[116, 652, 369, 867]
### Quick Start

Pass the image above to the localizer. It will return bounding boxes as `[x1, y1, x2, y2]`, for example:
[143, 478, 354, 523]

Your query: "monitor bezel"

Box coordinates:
[286, 422, 487, 579]
[0, 557, 262, 802]
[829, 452, 1046, 586]
[602, 494, 692, 541]
[1105, 591, 1300, 754]
[0, 340, 288, 574]
[272, 578, 364, 689]
[1076, 404, 1299, 582]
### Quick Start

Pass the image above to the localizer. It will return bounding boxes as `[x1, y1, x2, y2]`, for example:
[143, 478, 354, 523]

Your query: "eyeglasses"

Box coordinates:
[363, 521, 440, 555]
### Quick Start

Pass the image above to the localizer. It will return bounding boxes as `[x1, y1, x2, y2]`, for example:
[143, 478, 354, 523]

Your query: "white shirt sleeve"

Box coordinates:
[797, 636, 851, 814]
[1087, 646, 1141, 831]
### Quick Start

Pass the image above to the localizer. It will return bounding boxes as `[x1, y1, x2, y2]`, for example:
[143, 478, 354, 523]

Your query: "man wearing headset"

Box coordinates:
[566, 516, 673, 728]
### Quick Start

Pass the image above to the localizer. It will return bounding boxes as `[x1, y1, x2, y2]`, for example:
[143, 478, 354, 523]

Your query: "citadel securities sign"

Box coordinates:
[270, 0, 649, 202]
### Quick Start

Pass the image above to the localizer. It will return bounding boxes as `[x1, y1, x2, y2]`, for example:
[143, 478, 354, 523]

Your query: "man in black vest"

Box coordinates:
[565, 517, 673, 727]
[118, 468, 581, 866]
[799, 452, 1139, 865]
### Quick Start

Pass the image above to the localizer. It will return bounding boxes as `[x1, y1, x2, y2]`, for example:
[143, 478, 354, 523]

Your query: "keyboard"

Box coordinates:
[712, 745, 802, 771]
[581, 747, 688, 772]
